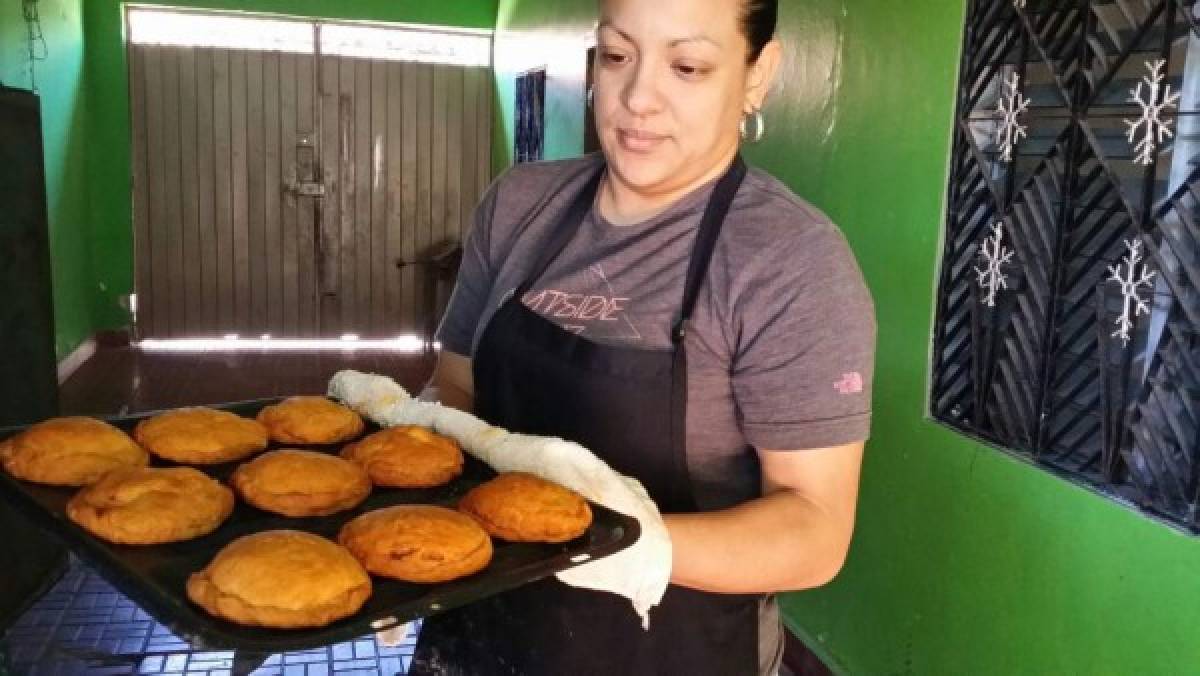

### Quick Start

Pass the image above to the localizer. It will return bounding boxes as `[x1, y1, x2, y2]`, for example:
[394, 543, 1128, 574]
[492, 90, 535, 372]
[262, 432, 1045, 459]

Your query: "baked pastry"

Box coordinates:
[231, 449, 371, 517]
[67, 467, 234, 544]
[187, 530, 372, 629]
[256, 397, 364, 445]
[459, 472, 592, 543]
[134, 407, 268, 465]
[338, 505, 492, 583]
[340, 426, 463, 488]
[0, 417, 148, 486]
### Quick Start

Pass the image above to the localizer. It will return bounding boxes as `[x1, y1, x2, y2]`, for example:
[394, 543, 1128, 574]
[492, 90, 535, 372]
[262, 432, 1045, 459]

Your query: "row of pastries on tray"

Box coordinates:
[0, 396, 593, 629]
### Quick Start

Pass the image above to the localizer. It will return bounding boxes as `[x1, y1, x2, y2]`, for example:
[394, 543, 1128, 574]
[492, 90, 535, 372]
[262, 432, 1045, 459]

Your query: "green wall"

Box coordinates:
[82, 0, 499, 331]
[492, 0, 1200, 673]
[2, 0, 96, 359]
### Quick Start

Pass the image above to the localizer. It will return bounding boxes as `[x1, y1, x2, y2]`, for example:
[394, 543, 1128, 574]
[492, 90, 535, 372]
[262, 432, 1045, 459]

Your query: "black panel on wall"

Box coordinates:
[0, 84, 67, 634]
[0, 85, 59, 425]
[514, 68, 545, 163]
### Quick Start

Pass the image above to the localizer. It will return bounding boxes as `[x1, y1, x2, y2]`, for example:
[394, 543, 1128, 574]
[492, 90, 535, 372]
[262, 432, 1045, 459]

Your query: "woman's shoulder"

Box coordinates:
[734, 167, 836, 232]
[724, 166, 854, 262]
[709, 166, 874, 333]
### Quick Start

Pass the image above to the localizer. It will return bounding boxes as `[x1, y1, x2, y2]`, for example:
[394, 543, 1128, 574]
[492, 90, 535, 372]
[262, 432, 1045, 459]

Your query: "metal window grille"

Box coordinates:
[932, 0, 1200, 531]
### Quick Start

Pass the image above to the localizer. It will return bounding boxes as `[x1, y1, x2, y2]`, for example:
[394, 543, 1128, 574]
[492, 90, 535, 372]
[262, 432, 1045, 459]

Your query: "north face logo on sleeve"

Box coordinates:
[833, 372, 864, 395]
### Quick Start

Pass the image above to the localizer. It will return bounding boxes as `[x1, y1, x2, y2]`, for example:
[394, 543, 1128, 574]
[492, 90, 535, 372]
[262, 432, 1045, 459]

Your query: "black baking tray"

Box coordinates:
[0, 398, 640, 652]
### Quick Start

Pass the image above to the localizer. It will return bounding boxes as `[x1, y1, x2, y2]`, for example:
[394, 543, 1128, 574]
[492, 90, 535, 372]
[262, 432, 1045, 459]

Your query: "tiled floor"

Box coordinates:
[1, 559, 419, 676]
[2, 346, 436, 676]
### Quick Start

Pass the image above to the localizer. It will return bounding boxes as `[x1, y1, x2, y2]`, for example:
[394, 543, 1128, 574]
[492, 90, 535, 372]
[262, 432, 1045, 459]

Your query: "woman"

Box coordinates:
[412, 0, 875, 673]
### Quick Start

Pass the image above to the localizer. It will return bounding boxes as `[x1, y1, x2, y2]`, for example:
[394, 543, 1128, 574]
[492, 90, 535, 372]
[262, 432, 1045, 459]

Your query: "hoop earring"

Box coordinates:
[587, 86, 594, 109]
[739, 107, 765, 143]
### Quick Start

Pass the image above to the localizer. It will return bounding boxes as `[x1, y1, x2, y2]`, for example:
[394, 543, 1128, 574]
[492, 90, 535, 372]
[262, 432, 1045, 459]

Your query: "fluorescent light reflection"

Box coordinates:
[139, 336, 435, 353]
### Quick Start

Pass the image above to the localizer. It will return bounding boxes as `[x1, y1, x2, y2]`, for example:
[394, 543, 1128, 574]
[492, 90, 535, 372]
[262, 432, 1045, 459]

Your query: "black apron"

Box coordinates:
[411, 156, 760, 676]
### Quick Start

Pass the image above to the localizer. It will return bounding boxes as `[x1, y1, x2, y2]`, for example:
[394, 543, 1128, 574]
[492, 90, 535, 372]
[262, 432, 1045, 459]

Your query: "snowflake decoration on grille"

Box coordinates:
[994, 72, 1029, 162]
[974, 222, 1014, 307]
[1125, 59, 1181, 166]
[1106, 239, 1157, 347]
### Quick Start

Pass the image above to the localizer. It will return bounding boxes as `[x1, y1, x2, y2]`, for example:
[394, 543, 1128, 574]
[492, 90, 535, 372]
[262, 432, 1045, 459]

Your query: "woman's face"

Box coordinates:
[593, 0, 772, 196]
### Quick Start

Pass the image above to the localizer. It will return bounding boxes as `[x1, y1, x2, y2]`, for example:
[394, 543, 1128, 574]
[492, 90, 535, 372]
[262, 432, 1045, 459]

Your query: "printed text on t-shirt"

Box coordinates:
[522, 289, 630, 335]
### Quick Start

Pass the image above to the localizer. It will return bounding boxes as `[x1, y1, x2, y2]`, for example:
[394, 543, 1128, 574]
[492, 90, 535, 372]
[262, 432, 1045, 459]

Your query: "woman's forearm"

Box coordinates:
[433, 382, 474, 413]
[663, 490, 852, 594]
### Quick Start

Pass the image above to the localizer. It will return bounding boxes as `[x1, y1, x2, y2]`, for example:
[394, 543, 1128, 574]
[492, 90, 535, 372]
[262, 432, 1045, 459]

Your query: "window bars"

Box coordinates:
[932, 0, 1200, 531]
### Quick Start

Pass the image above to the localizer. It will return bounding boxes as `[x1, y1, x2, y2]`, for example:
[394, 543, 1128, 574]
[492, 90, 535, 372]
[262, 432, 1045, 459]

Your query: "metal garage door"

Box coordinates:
[128, 9, 493, 339]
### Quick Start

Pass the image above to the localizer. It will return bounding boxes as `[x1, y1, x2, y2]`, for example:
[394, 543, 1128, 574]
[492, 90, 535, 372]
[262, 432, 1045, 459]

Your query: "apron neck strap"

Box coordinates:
[672, 155, 746, 343]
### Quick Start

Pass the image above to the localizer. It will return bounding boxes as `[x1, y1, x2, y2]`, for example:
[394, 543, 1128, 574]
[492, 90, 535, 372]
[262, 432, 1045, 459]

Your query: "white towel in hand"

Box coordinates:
[327, 370, 671, 628]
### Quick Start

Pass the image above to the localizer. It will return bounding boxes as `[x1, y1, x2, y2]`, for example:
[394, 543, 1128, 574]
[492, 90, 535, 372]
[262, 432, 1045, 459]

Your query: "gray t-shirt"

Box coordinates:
[435, 153, 875, 674]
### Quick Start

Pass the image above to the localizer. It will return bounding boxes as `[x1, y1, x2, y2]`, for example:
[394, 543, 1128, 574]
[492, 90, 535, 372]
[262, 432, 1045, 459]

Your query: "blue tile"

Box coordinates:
[11, 642, 43, 665]
[163, 653, 189, 672]
[284, 666, 306, 676]
[188, 660, 233, 671]
[352, 641, 375, 660]
[283, 652, 328, 665]
[331, 659, 378, 671]
[97, 638, 123, 654]
[82, 664, 137, 675]
[5, 625, 43, 640]
[377, 657, 404, 675]
[54, 625, 79, 640]
[306, 665, 330, 676]
[64, 612, 110, 624]
[146, 638, 190, 653]
[101, 622, 151, 636]
[190, 651, 235, 661]
[373, 644, 406, 657]
[249, 667, 283, 676]
[331, 643, 354, 661]
[120, 638, 148, 655]
[139, 655, 164, 673]
[24, 661, 58, 676]
[34, 611, 65, 626]
[110, 607, 136, 623]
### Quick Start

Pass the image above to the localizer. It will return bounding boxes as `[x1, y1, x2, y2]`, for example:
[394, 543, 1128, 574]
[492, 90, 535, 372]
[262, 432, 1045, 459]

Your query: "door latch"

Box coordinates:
[295, 181, 325, 197]
[285, 179, 325, 198]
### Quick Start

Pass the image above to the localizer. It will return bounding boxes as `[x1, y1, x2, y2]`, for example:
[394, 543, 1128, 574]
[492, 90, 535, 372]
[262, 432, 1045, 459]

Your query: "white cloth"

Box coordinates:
[327, 369, 671, 628]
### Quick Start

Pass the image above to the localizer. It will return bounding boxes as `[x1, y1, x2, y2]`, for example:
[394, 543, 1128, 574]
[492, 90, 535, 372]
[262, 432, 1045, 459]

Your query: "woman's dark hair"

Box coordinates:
[740, 0, 778, 63]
